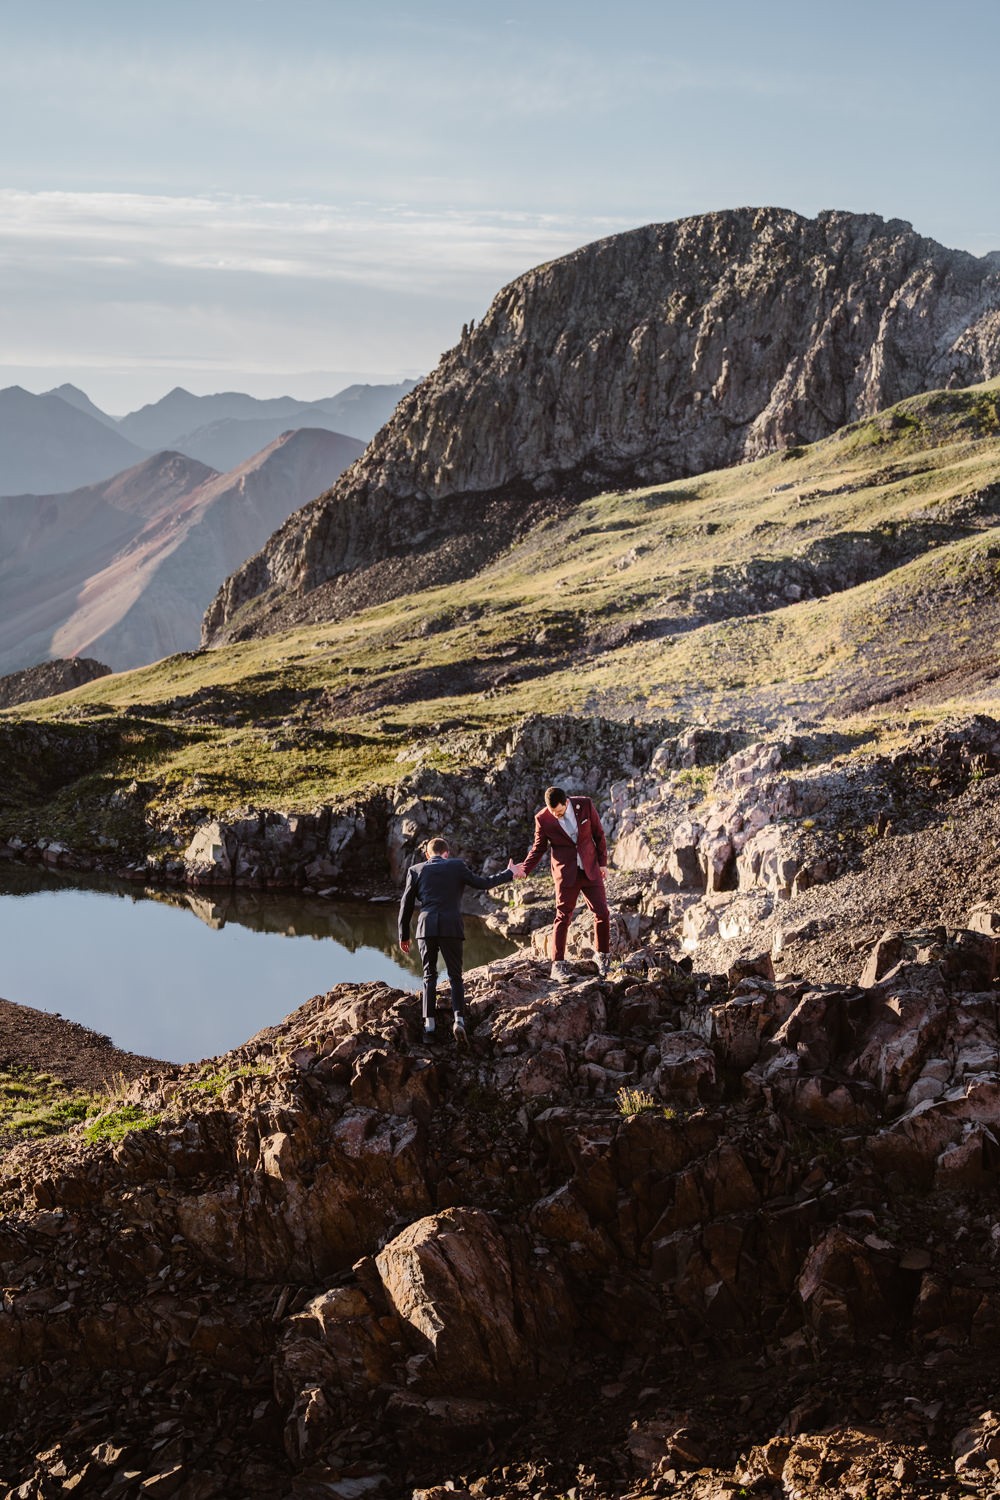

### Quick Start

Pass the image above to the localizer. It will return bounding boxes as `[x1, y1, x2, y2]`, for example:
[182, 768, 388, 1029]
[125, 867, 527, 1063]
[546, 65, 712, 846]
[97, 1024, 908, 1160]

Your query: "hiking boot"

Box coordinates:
[452, 1016, 469, 1049]
[550, 960, 572, 984]
[422, 1019, 437, 1044]
[595, 952, 610, 980]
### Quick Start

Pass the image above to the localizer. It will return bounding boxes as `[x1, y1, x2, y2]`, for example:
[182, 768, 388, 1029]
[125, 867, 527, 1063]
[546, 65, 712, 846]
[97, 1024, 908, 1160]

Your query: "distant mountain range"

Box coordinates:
[0, 386, 149, 494]
[0, 380, 416, 496]
[0, 428, 364, 674]
[114, 383, 418, 453]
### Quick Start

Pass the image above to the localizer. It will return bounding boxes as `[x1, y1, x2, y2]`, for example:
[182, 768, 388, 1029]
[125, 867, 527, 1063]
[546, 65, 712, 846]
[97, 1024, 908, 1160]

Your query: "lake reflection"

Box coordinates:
[0, 865, 515, 1064]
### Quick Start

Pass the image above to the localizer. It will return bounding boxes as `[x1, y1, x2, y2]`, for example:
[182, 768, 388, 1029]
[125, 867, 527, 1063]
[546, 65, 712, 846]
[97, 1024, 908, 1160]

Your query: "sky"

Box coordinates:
[1, 0, 998, 413]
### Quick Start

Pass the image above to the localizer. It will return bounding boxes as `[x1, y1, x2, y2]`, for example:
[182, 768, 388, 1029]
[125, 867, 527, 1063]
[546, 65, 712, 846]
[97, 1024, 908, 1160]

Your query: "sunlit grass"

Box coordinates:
[3, 378, 999, 837]
[0, 1068, 101, 1143]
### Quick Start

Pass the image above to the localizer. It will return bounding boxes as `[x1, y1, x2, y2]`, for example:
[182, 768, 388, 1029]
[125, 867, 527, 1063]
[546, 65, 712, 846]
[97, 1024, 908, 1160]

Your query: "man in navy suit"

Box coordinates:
[398, 836, 516, 1045]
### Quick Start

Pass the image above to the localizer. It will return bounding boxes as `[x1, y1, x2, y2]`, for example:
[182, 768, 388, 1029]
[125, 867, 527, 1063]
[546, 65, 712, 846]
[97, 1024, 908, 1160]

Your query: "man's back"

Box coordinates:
[412, 856, 466, 937]
[400, 855, 502, 940]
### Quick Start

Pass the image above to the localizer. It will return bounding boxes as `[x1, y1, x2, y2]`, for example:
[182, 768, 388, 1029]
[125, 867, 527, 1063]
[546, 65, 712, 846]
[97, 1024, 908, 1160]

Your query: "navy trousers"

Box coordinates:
[417, 935, 465, 1022]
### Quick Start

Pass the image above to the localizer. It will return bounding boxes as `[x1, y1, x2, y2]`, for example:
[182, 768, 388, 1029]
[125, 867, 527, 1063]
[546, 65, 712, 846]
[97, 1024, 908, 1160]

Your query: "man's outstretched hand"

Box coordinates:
[507, 859, 527, 879]
[400, 939, 411, 954]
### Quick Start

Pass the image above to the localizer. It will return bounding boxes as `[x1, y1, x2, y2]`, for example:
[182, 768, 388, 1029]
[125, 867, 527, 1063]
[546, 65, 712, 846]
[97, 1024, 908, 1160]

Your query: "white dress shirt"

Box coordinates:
[557, 800, 585, 869]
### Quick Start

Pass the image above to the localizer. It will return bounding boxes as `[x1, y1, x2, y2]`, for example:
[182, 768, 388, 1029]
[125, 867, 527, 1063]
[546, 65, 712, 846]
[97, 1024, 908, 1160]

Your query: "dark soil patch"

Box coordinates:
[0, 994, 169, 1093]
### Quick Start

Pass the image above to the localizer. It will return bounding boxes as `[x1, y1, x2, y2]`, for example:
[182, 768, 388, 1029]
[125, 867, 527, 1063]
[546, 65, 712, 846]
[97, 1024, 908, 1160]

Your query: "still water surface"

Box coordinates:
[0, 866, 514, 1063]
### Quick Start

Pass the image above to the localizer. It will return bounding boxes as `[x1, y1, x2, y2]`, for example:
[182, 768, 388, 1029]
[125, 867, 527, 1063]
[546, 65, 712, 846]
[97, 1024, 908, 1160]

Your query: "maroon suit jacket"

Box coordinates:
[522, 795, 608, 888]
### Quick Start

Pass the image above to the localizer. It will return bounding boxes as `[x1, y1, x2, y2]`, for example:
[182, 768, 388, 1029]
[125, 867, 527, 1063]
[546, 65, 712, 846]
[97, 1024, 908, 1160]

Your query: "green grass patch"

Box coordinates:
[0, 1068, 102, 1143]
[616, 1085, 677, 1119]
[188, 1063, 271, 1097]
[970, 389, 1000, 436]
[671, 765, 716, 799]
[82, 1104, 161, 1145]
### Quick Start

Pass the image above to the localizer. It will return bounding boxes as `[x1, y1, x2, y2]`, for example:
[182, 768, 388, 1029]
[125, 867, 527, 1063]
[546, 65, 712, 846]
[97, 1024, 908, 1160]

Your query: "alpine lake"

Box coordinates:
[0, 864, 516, 1064]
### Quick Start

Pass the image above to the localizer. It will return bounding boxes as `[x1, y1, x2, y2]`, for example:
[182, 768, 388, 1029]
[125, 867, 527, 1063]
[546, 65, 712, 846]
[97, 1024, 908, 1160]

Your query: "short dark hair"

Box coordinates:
[544, 786, 568, 809]
[426, 836, 450, 856]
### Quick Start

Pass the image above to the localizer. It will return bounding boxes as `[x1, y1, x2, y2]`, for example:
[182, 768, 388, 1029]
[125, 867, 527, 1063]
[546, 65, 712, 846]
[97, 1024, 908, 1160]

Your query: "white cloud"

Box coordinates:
[0, 189, 629, 293]
[0, 189, 634, 408]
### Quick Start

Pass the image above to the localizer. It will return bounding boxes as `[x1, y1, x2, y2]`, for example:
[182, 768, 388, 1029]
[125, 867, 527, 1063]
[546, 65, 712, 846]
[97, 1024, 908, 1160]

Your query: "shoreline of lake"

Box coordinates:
[0, 990, 168, 1094]
[0, 865, 515, 1063]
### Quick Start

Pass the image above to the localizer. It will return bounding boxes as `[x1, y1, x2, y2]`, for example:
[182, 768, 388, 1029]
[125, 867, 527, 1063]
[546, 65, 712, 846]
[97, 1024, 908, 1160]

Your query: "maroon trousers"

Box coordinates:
[552, 870, 610, 960]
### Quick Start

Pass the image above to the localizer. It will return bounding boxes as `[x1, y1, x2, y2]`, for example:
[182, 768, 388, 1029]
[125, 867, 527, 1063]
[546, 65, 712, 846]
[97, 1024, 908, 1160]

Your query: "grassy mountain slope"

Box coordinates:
[4, 379, 999, 838]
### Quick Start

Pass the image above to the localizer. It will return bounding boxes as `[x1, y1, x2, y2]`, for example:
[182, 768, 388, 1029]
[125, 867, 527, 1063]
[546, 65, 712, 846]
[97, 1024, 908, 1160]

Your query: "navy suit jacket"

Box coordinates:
[398, 856, 513, 943]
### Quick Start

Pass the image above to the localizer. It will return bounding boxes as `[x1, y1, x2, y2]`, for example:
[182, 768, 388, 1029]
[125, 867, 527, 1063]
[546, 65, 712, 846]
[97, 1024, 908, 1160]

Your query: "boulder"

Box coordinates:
[182, 821, 233, 882]
[275, 1285, 395, 1418]
[373, 1208, 574, 1396]
[653, 1032, 717, 1103]
[859, 930, 905, 988]
[953, 1410, 1000, 1473]
[664, 820, 706, 890]
[693, 986, 798, 1070]
[797, 1228, 894, 1344]
[968, 904, 1000, 937]
[961, 908, 1000, 982]
[681, 894, 735, 951]
[737, 823, 816, 898]
[517, 1045, 571, 1097]
[627, 1415, 709, 1477]
[613, 827, 657, 871]
[853, 987, 948, 1098]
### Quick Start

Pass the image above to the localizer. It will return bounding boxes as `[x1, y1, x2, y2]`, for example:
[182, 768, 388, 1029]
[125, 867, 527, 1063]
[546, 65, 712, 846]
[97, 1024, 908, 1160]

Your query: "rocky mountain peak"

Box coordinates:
[44, 383, 119, 428]
[204, 206, 1000, 643]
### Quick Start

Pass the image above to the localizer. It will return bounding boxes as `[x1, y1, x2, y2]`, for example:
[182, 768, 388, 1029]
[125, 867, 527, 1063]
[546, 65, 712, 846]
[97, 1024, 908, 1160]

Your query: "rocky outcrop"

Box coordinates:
[204, 208, 1000, 641]
[0, 712, 668, 892]
[176, 798, 390, 891]
[113, 715, 663, 893]
[669, 715, 1000, 982]
[2, 915, 1000, 1495]
[0, 656, 110, 710]
[607, 736, 836, 913]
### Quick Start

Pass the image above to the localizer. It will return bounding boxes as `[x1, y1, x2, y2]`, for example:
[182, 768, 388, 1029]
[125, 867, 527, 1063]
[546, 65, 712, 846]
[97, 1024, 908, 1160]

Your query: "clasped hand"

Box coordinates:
[506, 858, 527, 879]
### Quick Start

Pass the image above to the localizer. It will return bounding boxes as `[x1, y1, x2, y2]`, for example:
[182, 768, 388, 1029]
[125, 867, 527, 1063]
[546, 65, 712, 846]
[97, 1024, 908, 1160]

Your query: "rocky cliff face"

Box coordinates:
[2, 914, 1000, 1496]
[205, 207, 1000, 641]
[0, 657, 110, 710]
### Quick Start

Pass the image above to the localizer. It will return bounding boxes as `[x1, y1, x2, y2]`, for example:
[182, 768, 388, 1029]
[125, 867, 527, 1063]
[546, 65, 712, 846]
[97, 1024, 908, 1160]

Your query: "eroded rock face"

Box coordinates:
[374, 1207, 574, 1396]
[163, 713, 663, 891]
[204, 208, 1000, 642]
[0, 657, 111, 710]
[2, 919, 1000, 1494]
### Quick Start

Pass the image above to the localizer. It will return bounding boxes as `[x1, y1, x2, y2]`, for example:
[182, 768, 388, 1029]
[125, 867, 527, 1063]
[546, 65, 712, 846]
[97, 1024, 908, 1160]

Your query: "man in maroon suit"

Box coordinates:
[515, 786, 611, 983]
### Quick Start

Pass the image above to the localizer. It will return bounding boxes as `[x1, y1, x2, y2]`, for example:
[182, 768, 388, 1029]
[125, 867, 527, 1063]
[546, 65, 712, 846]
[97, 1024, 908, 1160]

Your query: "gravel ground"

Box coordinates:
[0, 994, 167, 1092]
[695, 771, 1000, 981]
